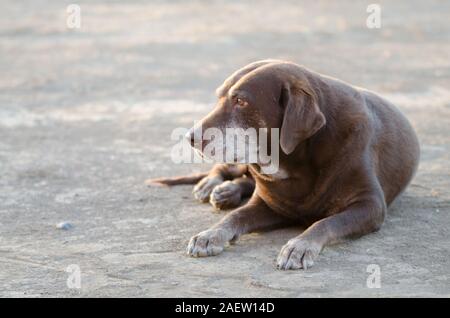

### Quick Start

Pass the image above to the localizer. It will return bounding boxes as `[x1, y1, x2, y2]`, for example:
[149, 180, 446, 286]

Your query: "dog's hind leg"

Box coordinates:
[146, 164, 252, 206]
[192, 164, 249, 203]
[209, 176, 255, 210]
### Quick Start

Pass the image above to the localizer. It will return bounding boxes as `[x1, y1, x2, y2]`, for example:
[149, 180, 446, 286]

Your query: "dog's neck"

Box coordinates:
[259, 163, 290, 179]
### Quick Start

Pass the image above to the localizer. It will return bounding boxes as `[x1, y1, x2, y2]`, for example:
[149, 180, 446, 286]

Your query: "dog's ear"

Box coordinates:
[279, 84, 326, 155]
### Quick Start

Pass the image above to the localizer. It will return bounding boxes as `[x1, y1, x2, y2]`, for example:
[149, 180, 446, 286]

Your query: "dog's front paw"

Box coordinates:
[276, 237, 322, 270]
[187, 228, 233, 257]
[209, 181, 242, 210]
[193, 176, 224, 202]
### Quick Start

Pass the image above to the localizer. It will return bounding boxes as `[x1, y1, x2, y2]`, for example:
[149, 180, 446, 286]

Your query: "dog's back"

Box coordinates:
[361, 89, 420, 205]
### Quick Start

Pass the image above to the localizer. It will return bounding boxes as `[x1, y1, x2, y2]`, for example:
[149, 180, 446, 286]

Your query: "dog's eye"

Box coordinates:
[236, 98, 248, 108]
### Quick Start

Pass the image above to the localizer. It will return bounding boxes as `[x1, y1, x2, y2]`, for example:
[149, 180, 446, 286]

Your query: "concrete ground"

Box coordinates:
[0, 0, 449, 297]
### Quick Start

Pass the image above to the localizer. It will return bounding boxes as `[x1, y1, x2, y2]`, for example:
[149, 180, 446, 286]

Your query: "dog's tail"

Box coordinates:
[145, 172, 208, 187]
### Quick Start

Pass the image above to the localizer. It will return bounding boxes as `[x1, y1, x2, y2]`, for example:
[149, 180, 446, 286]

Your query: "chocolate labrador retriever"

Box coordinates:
[148, 60, 420, 270]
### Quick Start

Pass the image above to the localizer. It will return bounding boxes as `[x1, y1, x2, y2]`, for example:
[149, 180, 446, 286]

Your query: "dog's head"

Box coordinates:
[187, 60, 326, 163]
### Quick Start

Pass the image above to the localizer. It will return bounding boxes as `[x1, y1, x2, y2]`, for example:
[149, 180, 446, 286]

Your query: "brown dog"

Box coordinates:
[148, 60, 420, 270]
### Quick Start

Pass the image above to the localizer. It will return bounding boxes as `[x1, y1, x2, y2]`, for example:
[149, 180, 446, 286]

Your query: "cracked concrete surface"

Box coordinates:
[0, 0, 449, 297]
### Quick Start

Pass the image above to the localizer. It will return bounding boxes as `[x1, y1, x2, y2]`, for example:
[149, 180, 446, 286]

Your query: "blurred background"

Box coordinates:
[0, 0, 449, 297]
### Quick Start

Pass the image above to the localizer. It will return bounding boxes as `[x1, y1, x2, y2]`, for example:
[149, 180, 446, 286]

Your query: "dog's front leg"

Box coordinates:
[277, 197, 386, 270]
[187, 196, 288, 257]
